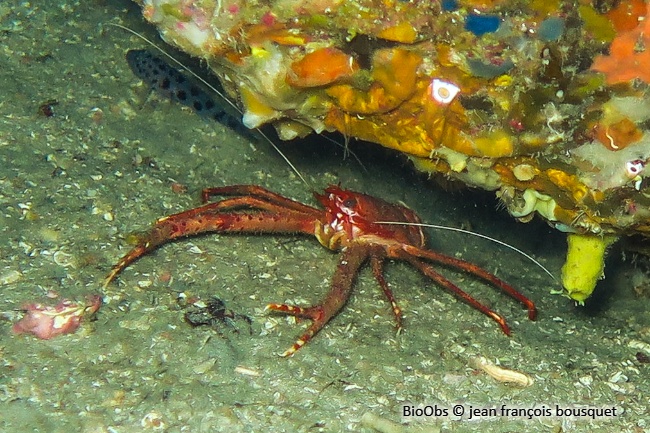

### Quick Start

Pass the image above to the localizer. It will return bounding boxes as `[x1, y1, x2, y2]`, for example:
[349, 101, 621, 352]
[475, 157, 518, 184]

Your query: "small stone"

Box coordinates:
[0, 269, 23, 285]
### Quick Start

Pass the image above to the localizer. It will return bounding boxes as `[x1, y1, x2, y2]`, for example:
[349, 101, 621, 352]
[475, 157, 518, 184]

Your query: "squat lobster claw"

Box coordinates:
[104, 185, 537, 356]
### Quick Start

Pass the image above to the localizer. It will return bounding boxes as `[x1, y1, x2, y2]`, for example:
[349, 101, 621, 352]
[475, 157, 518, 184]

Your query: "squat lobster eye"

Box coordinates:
[342, 198, 357, 208]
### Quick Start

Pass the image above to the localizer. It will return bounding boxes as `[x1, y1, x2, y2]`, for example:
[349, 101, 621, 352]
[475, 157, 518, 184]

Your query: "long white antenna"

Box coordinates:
[376, 220, 558, 282]
[107, 23, 555, 283]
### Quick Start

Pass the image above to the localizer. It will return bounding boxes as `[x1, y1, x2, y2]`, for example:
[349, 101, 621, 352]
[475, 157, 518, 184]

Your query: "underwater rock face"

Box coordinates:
[131, 0, 650, 241]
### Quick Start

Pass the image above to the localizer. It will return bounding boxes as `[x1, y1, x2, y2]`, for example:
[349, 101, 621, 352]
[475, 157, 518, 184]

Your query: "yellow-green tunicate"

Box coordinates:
[560, 233, 618, 303]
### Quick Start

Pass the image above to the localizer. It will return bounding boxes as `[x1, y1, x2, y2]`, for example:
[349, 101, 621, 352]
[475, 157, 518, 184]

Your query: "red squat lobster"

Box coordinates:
[104, 185, 537, 356]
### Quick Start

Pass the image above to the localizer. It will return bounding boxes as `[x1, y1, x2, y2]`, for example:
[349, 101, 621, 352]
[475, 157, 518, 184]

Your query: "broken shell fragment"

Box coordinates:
[470, 356, 534, 387]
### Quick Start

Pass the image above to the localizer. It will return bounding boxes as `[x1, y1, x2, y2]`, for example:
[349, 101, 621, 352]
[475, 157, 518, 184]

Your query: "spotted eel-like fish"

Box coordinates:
[126, 48, 309, 184]
[125, 49, 244, 130]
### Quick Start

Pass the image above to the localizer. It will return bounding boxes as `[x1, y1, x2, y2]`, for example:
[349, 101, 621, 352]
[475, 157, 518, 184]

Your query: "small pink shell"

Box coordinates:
[12, 295, 102, 340]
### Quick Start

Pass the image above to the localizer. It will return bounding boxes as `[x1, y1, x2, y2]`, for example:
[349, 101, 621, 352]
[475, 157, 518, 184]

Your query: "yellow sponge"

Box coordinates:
[561, 233, 618, 303]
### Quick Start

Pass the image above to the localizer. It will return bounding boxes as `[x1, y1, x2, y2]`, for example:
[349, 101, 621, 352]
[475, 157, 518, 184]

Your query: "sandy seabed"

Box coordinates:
[0, 1, 648, 432]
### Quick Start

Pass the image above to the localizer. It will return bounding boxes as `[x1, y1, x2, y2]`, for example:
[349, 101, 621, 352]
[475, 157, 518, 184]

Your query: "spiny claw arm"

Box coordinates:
[266, 245, 370, 357]
[103, 221, 177, 289]
[104, 197, 320, 288]
[201, 185, 322, 217]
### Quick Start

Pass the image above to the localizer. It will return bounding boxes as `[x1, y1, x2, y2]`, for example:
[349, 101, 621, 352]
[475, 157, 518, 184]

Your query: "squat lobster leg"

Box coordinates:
[370, 254, 403, 331]
[266, 245, 370, 357]
[400, 244, 537, 323]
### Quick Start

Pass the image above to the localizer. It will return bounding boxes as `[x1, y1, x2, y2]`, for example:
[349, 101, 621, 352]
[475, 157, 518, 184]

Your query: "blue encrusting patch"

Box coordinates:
[465, 14, 500, 36]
